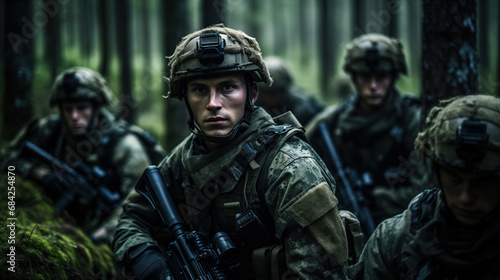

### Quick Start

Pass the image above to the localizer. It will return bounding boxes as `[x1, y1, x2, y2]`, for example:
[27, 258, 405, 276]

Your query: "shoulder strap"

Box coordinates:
[256, 125, 306, 234]
[409, 188, 439, 234]
[226, 124, 297, 182]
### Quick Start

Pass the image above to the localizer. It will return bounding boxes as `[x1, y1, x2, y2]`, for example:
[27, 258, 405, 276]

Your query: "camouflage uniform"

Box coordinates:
[349, 95, 500, 280]
[306, 34, 429, 225]
[112, 24, 348, 279]
[256, 56, 325, 126]
[1, 67, 155, 242]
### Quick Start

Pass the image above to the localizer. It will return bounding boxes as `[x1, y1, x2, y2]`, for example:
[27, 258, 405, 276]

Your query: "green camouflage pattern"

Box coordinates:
[1, 109, 151, 242]
[113, 107, 349, 279]
[415, 95, 500, 174]
[343, 33, 407, 75]
[165, 24, 272, 100]
[349, 189, 500, 279]
[49, 67, 114, 107]
[306, 91, 430, 224]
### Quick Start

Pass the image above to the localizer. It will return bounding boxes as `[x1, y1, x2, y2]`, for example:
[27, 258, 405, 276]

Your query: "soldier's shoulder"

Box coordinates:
[304, 105, 340, 137]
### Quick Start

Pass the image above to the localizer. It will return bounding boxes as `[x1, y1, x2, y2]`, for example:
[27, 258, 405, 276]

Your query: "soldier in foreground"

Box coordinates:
[256, 56, 325, 127]
[112, 24, 348, 279]
[349, 95, 500, 279]
[1, 67, 163, 244]
[306, 33, 429, 232]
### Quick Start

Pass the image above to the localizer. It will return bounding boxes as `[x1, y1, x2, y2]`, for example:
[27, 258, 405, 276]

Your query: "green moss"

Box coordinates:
[0, 176, 117, 279]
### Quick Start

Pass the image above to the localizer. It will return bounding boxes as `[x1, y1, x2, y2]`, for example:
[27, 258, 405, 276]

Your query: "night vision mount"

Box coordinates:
[197, 33, 226, 65]
[455, 119, 489, 163]
[365, 42, 380, 71]
[62, 72, 79, 94]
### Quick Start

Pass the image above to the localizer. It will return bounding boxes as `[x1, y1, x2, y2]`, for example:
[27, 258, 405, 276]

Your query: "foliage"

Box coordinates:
[0, 175, 117, 279]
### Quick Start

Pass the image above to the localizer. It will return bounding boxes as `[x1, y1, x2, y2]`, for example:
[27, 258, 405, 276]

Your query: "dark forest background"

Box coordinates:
[1, 0, 499, 151]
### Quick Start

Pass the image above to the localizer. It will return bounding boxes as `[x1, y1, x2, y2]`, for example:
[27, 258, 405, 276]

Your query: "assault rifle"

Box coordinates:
[21, 140, 121, 229]
[136, 166, 239, 280]
[318, 122, 376, 238]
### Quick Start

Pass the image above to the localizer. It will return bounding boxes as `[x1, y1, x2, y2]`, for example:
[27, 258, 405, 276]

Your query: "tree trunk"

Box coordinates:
[116, 0, 135, 123]
[45, 1, 61, 82]
[421, 0, 478, 119]
[3, 0, 34, 142]
[202, 0, 223, 28]
[163, 0, 191, 151]
[98, 0, 110, 78]
[318, 0, 334, 97]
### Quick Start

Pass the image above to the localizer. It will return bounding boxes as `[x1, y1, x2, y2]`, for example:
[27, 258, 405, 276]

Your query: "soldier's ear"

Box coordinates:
[251, 83, 259, 104]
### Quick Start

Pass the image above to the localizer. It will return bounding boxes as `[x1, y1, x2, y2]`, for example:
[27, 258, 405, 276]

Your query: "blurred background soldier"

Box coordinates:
[306, 33, 429, 231]
[256, 56, 325, 127]
[113, 24, 348, 280]
[1, 67, 165, 244]
[349, 95, 500, 280]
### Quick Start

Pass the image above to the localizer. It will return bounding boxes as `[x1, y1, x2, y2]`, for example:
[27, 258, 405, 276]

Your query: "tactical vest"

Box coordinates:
[183, 112, 305, 244]
[326, 94, 420, 189]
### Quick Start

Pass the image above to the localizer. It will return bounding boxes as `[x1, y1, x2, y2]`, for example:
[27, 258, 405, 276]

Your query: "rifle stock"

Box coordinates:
[136, 166, 238, 280]
[318, 122, 376, 237]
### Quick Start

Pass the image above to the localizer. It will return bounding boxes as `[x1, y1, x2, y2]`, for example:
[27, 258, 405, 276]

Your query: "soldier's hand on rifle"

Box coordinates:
[28, 166, 50, 182]
[126, 243, 172, 280]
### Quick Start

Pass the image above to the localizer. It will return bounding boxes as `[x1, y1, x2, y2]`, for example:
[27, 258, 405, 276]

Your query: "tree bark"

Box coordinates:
[202, 0, 223, 28]
[98, 0, 110, 78]
[3, 0, 34, 142]
[421, 0, 478, 119]
[163, 0, 191, 151]
[116, 0, 135, 123]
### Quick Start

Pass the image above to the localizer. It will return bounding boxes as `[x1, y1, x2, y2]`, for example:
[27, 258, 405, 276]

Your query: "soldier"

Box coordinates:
[1, 67, 164, 244]
[306, 33, 429, 228]
[349, 95, 500, 279]
[112, 24, 349, 279]
[256, 56, 325, 126]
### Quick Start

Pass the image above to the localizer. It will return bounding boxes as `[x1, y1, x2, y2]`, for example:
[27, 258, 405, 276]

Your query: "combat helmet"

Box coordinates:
[164, 24, 273, 144]
[415, 95, 500, 175]
[165, 24, 272, 101]
[262, 56, 294, 90]
[343, 33, 407, 75]
[49, 67, 114, 107]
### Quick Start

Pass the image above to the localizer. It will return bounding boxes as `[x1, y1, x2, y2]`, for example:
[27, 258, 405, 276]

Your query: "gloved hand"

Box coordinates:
[127, 243, 172, 280]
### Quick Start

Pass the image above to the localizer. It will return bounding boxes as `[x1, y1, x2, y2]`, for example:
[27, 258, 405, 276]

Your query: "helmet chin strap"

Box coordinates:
[184, 77, 255, 145]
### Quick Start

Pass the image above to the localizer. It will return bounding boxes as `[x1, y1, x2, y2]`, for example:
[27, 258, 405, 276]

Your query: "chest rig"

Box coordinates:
[184, 114, 305, 250]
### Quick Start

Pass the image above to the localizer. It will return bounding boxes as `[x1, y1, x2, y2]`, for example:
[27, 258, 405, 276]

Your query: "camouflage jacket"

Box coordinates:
[349, 189, 500, 280]
[306, 90, 429, 224]
[1, 110, 151, 237]
[113, 107, 349, 279]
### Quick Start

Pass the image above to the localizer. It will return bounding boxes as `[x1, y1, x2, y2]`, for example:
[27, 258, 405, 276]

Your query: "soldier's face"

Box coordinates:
[186, 73, 257, 140]
[439, 166, 500, 226]
[354, 72, 393, 110]
[61, 101, 95, 136]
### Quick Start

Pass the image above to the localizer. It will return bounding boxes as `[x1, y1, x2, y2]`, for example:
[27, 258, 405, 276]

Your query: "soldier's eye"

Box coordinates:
[193, 87, 207, 95]
[221, 84, 235, 92]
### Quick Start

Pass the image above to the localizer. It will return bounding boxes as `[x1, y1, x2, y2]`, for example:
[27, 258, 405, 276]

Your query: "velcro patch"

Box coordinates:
[285, 182, 338, 227]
